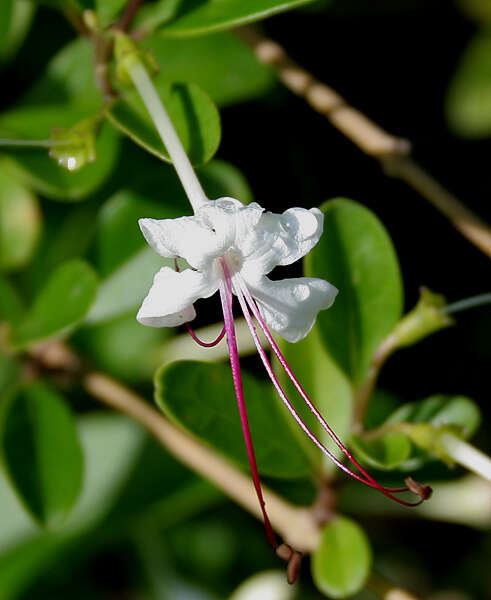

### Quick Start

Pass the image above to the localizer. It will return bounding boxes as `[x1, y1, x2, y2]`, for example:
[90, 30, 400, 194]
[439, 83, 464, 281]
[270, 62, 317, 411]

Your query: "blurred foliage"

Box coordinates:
[0, 0, 489, 599]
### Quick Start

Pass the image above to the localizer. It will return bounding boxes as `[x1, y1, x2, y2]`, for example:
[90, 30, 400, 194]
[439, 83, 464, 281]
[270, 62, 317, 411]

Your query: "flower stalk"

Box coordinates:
[439, 432, 491, 482]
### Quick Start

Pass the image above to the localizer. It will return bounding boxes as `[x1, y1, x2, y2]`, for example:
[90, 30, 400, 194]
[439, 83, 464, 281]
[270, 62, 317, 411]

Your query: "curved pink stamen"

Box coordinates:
[186, 323, 226, 347]
[235, 276, 423, 507]
[219, 258, 278, 548]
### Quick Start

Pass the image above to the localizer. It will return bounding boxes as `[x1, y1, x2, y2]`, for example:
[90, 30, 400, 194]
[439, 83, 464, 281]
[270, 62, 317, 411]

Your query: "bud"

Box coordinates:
[49, 116, 99, 171]
[391, 287, 454, 349]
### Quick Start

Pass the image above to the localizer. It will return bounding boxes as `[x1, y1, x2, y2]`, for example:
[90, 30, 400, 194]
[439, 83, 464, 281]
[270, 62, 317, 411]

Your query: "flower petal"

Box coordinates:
[239, 207, 324, 277]
[139, 216, 223, 270]
[246, 275, 338, 342]
[137, 266, 218, 327]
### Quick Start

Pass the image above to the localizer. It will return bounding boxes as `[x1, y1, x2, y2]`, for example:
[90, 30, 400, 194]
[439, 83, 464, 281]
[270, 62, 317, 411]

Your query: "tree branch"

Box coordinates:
[237, 27, 491, 260]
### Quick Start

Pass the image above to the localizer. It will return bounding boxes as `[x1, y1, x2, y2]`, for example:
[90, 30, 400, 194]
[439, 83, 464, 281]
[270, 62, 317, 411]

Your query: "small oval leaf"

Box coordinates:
[107, 80, 220, 166]
[161, 0, 318, 37]
[0, 382, 84, 527]
[351, 431, 412, 470]
[0, 165, 41, 272]
[155, 360, 312, 479]
[312, 516, 372, 598]
[306, 198, 403, 385]
[12, 259, 98, 348]
[446, 31, 491, 138]
[142, 32, 275, 107]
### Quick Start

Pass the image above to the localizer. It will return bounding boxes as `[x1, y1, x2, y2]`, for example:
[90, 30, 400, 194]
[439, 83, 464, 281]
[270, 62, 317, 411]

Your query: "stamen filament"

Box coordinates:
[219, 259, 277, 548]
[235, 276, 423, 507]
[185, 323, 226, 347]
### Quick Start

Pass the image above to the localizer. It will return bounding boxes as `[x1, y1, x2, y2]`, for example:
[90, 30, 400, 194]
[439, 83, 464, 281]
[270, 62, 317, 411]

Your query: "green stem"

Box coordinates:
[440, 433, 491, 482]
[0, 139, 72, 148]
[128, 62, 208, 213]
[444, 293, 491, 315]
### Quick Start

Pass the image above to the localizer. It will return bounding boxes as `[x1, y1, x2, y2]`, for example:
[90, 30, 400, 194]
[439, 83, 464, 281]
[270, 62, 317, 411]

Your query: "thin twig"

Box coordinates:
[83, 371, 320, 552]
[237, 27, 491, 260]
[352, 333, 398, 430]
[118, 0, 144, 31]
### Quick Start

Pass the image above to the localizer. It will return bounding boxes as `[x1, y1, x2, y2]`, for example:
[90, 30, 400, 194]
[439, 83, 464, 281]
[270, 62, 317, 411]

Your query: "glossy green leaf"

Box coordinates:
[142, 32, 275, 106]
[0, 413, 145, 598]
[96, 0, 127, 25]
[350, 431, 412, 470]
[18, 37, 100, 110]
[276, 326, 353, 474]
[306, 198, 403, 384]
[0, 166, 41, 271]
[155, 360, 312, 478]
[74, 312, 170, 383]
[0, 353, 21, 400]
[87, 247, 174, 324]
[161, 0, 318, 37]
[312, 516, 372, 598]
[21, 201, 99, 295]
[386, 394, 481, 440]
[0, 123, 120, 201]
[0, 0, 14, 55]
[12, 259, 98, 348]
[107, 80, 220, 166]
[0, 0, 35, 63]
[0, 277, 23, 326]
[0, 383, 83, 527]
[446, 32, 491, 138]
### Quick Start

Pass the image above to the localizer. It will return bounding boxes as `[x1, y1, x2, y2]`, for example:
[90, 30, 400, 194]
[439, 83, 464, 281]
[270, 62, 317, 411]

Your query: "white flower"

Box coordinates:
[136, 197, 338, 343]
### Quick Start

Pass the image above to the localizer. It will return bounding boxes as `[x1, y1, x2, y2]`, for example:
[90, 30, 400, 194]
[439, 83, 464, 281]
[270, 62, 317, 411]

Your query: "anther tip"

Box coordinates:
[276, 543, 293, 562]
[405, 476, 433, 501]
[286, 551, 303, 585]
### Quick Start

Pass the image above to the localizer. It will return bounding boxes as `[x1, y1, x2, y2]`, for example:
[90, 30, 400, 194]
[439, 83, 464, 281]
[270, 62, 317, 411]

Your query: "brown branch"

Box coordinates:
[237, 27, 491, 260]
[118, 0, 145, 31]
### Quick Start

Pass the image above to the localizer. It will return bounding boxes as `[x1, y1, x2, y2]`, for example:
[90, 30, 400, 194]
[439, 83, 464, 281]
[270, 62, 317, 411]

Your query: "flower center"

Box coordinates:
[221, 248, 243, 275]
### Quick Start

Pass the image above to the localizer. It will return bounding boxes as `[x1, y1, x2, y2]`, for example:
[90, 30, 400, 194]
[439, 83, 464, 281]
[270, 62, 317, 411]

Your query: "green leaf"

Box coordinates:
[96, 0, 127, 25]
[142, 32, 275, 106]
[74, 312, 170, 383]
[0, 277, 24, 325]
[95, 189, 184, 277]
[155, 360, 312, 478]
[306, 198, 403, 384]
[0, 353, 21, 400]
[0, 382, 83, 527]
[18, 37, 101, 110]
[311, 516, 372, 598]
[350, 431, 412, 470]
[276, 326, 353, 474]
[0, 0, 14, 55]
[0, 413, 145, 598]
[0, 166, 41, 271]
[0, 0, 35, 63]
[107, 80, 220, 166]
[161, 0, 318, 37]
[87, 247, 174, 324]
[12, 259, 98, 348]
[446, 31, 491, 138]
[0, 123, 120, 201]
[387, 394, 481, 440]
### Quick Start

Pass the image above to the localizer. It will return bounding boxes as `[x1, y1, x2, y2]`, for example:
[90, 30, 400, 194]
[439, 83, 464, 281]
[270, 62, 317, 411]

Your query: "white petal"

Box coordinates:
[247, 275, 338, 342]
[139, 216, 223, 270]
[137, 266, 218, 327]
[239, 207, 324, 277]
